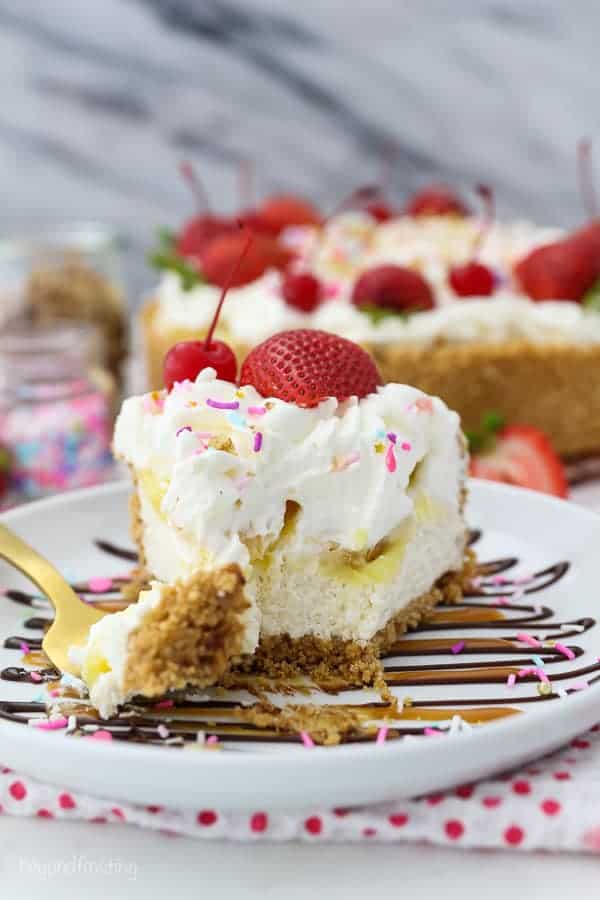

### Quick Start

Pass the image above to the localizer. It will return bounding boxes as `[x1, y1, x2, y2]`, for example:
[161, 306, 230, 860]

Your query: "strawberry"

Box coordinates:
[468, 418, 568, 498]
[200, 233, 293, 288]
[351, 264, 435, 314]
[256, 194, 322, 235]
[240, 329, 381, 406]
[404, 184, 469, 217]
[176, 214, 236, 259]
[281, 272, 322, 312]
[513, 229, 600, 302]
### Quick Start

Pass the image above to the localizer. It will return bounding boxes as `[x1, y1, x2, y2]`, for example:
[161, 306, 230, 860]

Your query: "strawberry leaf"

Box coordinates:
[583, 278, 600, 312]
[148, 249, 204, 292]
[357, 304, 414, 325]
[466, 410, 505, 454]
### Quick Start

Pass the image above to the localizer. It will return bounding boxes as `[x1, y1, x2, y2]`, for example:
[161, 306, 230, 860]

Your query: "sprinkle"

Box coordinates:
[516, 632, 541, 648]
[514, 575, 534, 585]
[491, 596, 509, 606]
[386, 432, 397, 444]
[48, 689, 60, 698]
[537, 681, 552, 696]
[376, 726, 388, 745]
[154, 699, 174, 710]
[206, 398, 239, 411]
[87, 729, 113, 741]
[571, 680, 589, 691]
[157, 724, 170, 739]
[506, 673, 517, 688]
[253, 432, 263, 453]
[491, 575, 508, 586]
[30, 672, 42, 683]
[235, 390, 245, 399]
[247, 406, 267, 416]
[374, 441, 385, 454]
[36, 717, 68, 731]
[87, 577, 113, 594]
[206, 735, 219, 745]
[300, 731, 314, 748]
[424, 727, 443, 737]
[400, 441, 412, 452]
[512, 588, 525, 603]
[332, 451, 361, 472]
[451, 640, 465, 655]
[176, 426, 192, 437]
[555, 642, 575, 661]
[518, 666, 549, 683]
[19, 641, 30, 656]
[143, 391, 165, 414]
[385, 443, 397, 473]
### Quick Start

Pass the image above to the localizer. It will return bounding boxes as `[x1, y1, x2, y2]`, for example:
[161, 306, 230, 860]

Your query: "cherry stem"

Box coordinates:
[577, 138, 597, 220]
[238, 158, 255, 209]
[204, 226, 253, 349]
[179, 161, 211, 212]
[472, 184, 494, 256]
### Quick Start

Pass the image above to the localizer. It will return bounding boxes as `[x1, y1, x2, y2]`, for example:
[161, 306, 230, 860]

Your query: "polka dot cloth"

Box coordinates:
[1, 723, 600, 851]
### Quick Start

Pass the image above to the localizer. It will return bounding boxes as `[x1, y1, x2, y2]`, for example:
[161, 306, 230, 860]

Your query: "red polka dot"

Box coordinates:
[250, 812, 268, 833]
[512, 779, 531, 795]
[591, 724, 600, 732]
[197, 810, 217, 826]
[363, 827, 377, 837]
[572, 738, 590, 749]
[304, 816, 322, 835]
[541, 799, 561, 816]
[89, 817, 107, 824]
[9, 781, 26, 801]
[504, 825, 524, 846]
[111, 807, 125, 820]
[455, 784, 474, 799]
[482, 795, 502, 808]
[426, 792, 445, 805]
[554, 771, 571, 781]
[36, 809, 53, 819]
[1, 767, 12, 774]
[444, 819, 464, 840]
[146, 805, 163, 814]
[389, 813, 409, 827]
[333, 807, 350, 817]
[58, 793, 76, 810]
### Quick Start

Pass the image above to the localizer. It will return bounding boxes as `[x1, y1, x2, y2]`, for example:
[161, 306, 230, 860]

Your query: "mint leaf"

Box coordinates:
[481, 410, 505, 434]
[358, 304, 410, 325]
[583, 278, 600, 312]
[148, 250, 203, 292]
[466, 410, 504, 454]
[156, 227, 176, 251]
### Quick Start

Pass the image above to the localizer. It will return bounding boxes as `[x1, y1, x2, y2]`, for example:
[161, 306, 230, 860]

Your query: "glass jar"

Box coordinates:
[0, 322, 116, 506]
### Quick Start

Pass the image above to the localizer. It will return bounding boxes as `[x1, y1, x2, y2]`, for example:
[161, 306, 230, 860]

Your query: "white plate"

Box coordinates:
[0, 480, 599, 812]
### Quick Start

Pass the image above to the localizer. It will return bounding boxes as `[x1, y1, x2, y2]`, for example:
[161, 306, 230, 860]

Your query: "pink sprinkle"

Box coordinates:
[506, 673, 517, 688]
[514, 575, 534, 585]
[333, 451, 361, 472]
[555, 642, 575, 661]
[176, 426, 192, 437]
[517, 666, 548, 683]
[206, 398, 239, 411]
[206, 735, 219, 745]
[154, 699, 174, 710]
[400, 441, 412, 452]
[424, 728, 443, 737]
[253, 432, 263, 453]
[385, 443, 397, 473]
[30, 672, 42, 683]
[87, 577, 113, 594]
[491, 596, 509, 606]
[376, 726, 388, 745]
[516, 632, 541, 648]
[49, 689, 60, 698]
[451, 641, 465, 655]
[571, 680, 589, 691]
[195, 431, 212, 439]
[247, 406, 267, 416]
[415, 397, 434, 414]
[492, 575, 508, 586]
[37, 717, 68, 731]
[300, 731, 314, 748]
[19, 641, 30, 655]
[387, 432, 397, 444]
[157, 724, 170, 739]
[87, 730, 113, 741]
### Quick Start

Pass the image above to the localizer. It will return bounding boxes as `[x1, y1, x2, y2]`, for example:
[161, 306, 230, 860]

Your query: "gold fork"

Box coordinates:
[0, 523, 106, 675]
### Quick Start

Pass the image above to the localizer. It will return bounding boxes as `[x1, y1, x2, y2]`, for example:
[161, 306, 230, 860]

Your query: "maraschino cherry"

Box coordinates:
[163, 230, 253, 390]
[404, 183, 469, 217]
[448, 185, 496, 297]
[175, 161, 235, 259]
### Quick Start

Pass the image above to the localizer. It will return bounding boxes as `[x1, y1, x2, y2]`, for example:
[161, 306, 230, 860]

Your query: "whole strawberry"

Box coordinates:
[201, 233, 293, 289]
[240, 329, 381, 407]
[351, 264, 434, 315]
[514, 229, 600, 302]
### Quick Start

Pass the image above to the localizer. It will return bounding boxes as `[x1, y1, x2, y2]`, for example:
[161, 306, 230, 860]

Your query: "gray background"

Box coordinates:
[2, 0, 599, 297]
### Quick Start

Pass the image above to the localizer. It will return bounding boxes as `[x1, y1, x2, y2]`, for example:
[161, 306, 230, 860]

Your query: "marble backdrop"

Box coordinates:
[1, 0, 599, 299]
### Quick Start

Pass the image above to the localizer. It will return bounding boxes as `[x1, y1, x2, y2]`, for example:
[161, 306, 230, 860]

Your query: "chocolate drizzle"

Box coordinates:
[0, 534, 598, 747]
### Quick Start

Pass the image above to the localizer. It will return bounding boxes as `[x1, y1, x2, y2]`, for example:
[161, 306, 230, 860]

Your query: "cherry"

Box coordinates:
[351, 264, 434, 313]
[281, 272, 322, 312]
[448, 185, 496, 297]
[364, 200, 394, 222]
[404, 183, 469, 217]
[256, 194, 322, 235]
[163, 230, 253, 389]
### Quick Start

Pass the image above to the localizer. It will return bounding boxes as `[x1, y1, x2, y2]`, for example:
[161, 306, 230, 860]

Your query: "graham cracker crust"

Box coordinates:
[368, 339, 600, 458]
[123, 565, 249, 699]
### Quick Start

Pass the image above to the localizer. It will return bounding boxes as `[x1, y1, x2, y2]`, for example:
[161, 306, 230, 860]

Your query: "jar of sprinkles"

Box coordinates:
[0, 322, 116, 503]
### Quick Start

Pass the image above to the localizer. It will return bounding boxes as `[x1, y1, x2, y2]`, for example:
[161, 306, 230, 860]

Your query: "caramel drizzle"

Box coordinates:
[0, 537, 597, 747]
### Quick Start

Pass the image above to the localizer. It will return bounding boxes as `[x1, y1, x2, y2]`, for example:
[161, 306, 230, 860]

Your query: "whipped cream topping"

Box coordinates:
[153, 213, 600, 347]
[114, 368, 465, 574]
